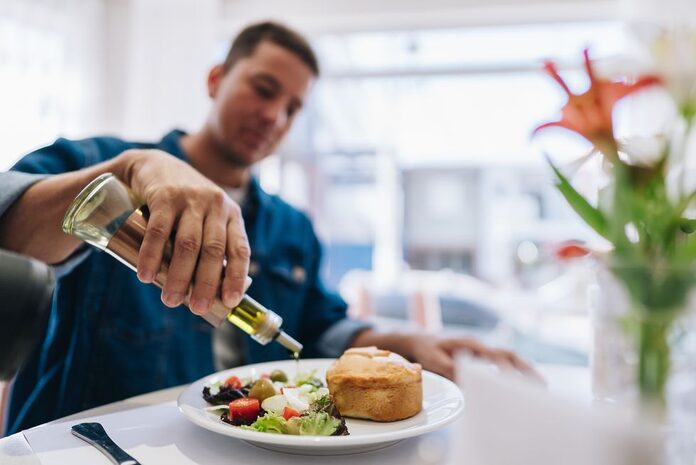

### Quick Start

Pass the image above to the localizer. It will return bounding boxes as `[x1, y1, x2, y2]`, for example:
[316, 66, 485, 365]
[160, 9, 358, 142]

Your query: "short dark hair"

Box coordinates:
[223, 21, 319, 76]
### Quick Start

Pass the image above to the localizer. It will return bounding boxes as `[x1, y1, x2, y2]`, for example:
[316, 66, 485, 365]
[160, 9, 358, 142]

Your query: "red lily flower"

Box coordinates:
[534, 49, 661, 159]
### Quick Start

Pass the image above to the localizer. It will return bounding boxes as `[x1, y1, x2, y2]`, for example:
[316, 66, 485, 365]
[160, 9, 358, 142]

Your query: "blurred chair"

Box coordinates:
[0, 249, 54, 436]
[0, 383, 6, 435]
[408, 289, 442, 333]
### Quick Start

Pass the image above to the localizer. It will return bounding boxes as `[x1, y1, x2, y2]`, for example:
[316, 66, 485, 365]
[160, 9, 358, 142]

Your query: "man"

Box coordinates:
[0, 22, 532, 434]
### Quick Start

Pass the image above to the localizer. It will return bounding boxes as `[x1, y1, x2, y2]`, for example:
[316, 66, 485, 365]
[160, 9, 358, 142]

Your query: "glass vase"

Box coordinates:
[590, 262, 696, 463]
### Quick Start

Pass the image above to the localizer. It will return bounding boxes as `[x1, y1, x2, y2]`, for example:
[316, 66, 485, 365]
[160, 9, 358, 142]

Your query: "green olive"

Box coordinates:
[269, 369, 288, 383]
[248, 379, 276, 402]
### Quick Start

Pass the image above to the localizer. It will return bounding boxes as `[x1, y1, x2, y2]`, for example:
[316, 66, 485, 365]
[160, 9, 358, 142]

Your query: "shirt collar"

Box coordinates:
[159, 129, 272, 211]
[158, 129, 189, 162]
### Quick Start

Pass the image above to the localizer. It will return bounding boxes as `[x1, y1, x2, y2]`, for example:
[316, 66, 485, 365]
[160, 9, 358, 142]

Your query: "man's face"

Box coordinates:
[207, 41, 315, 167]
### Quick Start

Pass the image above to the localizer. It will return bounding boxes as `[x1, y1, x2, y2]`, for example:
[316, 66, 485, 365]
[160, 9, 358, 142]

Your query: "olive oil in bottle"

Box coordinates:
[62, 173, 303, 355]
[223, 294, 302, 352]
[227, 297, 267, 334]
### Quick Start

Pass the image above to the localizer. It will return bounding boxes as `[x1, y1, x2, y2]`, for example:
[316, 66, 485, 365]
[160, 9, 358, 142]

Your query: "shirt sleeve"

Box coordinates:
[0, 171, 48, 219]
[316, 317, 373, 358]
[3, 138, 99, 276]
[11, 137, 97, 175]
[296, 220, 373, 358]
[2, 137, 95, 217]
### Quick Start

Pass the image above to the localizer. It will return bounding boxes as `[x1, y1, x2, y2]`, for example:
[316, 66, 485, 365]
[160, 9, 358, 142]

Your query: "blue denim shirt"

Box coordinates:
[4, 130, 370, 434]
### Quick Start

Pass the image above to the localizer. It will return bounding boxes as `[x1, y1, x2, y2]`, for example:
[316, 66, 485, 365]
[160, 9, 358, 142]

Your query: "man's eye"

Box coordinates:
[287, 105, 299, 118]
[255, 86, 274, 98]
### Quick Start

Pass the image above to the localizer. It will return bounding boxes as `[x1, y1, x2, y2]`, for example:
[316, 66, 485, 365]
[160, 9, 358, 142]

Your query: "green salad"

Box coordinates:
[202, 369, 348, 436]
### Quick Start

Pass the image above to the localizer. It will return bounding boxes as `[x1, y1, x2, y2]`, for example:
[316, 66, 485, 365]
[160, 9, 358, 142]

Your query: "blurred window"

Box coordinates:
[0, 0, 100, 170]
[299, 21, 625, 284]
[311, 21, 625, 166]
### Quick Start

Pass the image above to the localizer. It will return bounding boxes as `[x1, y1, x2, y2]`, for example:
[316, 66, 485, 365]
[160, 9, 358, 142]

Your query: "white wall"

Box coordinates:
[0, 0, 107, 168]
[1, 0, 222, 166]
[103, 0, 220, 140]
[221, 0, 618, 36]
[2, 0, 622, 164]
[111, 0, 620, 141]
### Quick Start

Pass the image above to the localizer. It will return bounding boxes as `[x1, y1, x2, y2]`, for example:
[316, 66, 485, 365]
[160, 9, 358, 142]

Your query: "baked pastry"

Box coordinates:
[326, 346, 422, 421]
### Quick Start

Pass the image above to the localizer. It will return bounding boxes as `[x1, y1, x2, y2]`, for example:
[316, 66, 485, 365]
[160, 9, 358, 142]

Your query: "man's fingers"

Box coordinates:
[126, 154, 254, 315]
[138, 208, 174, 283]
[484, 348, 544, 383]
[490, 350, 517, 372]
[222, 214, 250, 308]
[189, 211, 227, 314]
[415, 343, 457, 380]
[163, 211, 203, 309]
[503, 351, 545, 383]
[442, 337, 488, 356]
[425, 355, 455, 380]
[440, 361, 456, 381]
[504, 351, 534, 372]
[445, 339, 542, 381]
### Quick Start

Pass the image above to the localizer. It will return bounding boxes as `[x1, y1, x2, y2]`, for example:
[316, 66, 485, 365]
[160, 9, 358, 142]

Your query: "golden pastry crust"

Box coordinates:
[326, 346, 423, 421]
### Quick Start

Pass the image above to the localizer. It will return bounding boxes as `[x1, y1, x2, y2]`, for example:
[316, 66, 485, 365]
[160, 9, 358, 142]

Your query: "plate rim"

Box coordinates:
[177, 358, 464, 448]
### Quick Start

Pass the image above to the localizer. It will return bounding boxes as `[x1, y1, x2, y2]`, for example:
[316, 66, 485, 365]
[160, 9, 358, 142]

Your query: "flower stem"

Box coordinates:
[637, 316, 671, 408]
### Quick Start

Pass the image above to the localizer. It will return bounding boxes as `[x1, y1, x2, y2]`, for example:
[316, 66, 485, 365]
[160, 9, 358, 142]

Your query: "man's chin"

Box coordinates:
[223, 149, 266, 168]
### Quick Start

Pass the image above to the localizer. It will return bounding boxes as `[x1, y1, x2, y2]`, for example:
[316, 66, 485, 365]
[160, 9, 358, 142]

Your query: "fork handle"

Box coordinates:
[71, 422, 140, 465]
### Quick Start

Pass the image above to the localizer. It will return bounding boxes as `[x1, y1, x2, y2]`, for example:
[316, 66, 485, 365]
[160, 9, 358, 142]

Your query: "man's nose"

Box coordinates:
[260, 101, 288, 129]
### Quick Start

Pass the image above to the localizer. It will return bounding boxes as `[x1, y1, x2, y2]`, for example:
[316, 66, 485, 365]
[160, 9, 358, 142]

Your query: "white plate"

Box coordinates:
[177, 358, 464, 455]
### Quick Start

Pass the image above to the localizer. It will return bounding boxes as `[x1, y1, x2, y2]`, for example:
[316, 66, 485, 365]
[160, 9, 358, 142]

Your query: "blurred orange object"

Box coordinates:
[555, 242, 590, 260]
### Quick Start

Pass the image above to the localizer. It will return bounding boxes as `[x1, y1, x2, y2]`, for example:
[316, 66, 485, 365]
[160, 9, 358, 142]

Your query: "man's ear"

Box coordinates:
[207, 64, 225, 98]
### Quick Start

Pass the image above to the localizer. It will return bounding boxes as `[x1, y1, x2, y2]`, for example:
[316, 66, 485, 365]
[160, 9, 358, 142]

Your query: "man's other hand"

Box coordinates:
[408, 334, 542, 382]
[351, 329, 542, 383]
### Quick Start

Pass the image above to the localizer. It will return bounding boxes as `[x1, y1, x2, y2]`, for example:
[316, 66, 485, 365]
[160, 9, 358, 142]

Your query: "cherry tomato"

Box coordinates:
[223, 375, 242, 389]
[283, 406, 300, 420]
[229, 397, 260, 424]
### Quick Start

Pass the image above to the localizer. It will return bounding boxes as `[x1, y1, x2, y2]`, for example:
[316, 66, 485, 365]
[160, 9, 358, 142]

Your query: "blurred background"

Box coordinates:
[1, 0, 665, 366]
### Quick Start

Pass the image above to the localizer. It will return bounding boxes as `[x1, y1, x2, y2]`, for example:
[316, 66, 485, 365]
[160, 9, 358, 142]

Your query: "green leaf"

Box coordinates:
[293, 370, 324, 390]
[680, 233, 696, 260]
[243, 413, 288, 434]
[297, 412, 340, 436]
[675, 190, 696, 218]
[547, 156, 608, 238]
[680, 218, 696, 234]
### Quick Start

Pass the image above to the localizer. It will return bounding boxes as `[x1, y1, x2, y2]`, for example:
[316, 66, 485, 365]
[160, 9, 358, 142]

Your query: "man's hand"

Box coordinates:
[119, 149, 249, 314]
[408, 334, 540, 381]
[351, 329, 541, 382]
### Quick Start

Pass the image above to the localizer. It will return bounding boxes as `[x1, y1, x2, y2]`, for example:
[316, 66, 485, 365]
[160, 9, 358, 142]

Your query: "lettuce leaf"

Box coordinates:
[297, 412, 341, 436]
[242, 413, 287, 434]
[240, 400, 348, 436]
[293, 370, 325, 390]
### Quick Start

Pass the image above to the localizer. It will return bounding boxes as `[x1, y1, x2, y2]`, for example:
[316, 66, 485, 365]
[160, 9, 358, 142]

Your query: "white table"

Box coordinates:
[0, 364, 589, 465]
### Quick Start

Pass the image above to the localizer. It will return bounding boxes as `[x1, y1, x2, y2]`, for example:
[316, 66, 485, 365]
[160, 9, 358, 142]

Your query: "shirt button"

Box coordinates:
[248, 260, 260, 277]
[292, 265, 306, 283]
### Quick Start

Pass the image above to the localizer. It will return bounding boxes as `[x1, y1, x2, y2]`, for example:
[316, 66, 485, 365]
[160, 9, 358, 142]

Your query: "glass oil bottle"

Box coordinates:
[62, 173, 302, 355]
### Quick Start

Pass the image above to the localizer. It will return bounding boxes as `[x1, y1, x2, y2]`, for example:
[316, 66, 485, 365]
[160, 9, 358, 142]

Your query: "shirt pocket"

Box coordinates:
[267, 261, 308, 288]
